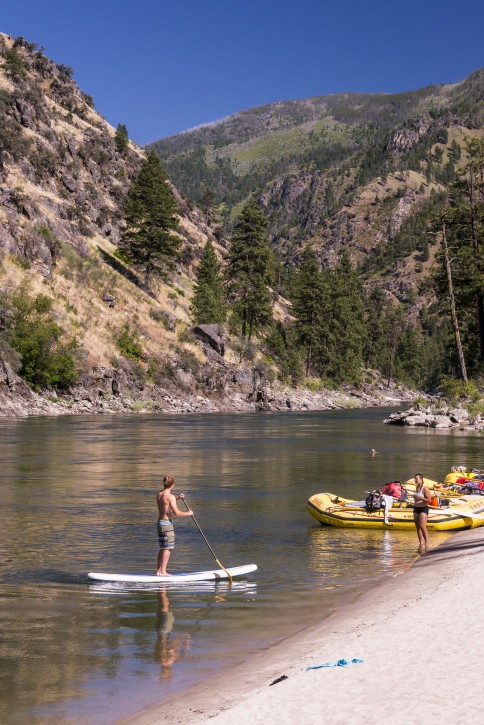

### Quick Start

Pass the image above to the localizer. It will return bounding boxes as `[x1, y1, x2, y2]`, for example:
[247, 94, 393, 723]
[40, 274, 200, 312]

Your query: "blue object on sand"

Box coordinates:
[306, 658, 364, 670]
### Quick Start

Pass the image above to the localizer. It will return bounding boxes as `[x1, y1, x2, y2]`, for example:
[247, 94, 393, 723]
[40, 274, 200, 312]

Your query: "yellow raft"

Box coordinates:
[307, 492, 484, 530]
[444, 471, 480, 485]
[404, 478, 478, 499]
[404, 477, 442, 489]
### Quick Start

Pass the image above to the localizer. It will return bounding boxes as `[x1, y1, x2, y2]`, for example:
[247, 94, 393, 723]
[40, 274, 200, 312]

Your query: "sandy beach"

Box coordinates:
[124, 526, 484, 725]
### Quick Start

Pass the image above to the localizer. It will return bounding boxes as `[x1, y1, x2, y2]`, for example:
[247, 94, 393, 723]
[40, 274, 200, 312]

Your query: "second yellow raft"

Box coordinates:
[307, 492, 484, 530]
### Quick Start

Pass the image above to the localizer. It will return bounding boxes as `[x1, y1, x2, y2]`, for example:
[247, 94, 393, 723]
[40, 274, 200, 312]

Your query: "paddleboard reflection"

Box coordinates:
[88, 581, 258, 595]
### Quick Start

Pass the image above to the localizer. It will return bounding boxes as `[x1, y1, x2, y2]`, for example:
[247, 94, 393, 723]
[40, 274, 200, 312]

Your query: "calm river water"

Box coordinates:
[1, 407, 482, 724]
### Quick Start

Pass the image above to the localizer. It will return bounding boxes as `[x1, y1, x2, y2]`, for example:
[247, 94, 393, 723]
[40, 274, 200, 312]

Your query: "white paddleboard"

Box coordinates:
[87, 563, 257, 583]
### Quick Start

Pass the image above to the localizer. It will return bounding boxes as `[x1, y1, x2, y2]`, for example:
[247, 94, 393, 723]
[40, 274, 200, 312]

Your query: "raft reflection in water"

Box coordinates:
[307, 525, 426, 581]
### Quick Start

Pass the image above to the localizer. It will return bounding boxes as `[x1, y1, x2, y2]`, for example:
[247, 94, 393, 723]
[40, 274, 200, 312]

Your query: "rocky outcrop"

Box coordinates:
[387, 117, 432, 155]
[192, 324, 225, 356]
[384, 405, 483, 431]
[0, 357, 59, 417]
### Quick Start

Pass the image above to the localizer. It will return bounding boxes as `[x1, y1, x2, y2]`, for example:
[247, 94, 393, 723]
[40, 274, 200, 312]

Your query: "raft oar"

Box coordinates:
[182, 497, 233, 583]
[428, 507, 484, 521]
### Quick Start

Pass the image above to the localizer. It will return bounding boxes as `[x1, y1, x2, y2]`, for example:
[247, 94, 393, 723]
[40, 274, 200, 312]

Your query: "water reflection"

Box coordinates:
[0, 408, 482, 725]
[309, 525, 407, 580]
[154, 588, 191, 680]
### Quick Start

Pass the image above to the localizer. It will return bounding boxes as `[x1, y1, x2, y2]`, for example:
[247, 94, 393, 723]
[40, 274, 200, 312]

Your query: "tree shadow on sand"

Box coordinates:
[418, 533, 484, 567]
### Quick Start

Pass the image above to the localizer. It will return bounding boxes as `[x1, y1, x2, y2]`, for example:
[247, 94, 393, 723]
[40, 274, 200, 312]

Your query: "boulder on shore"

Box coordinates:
[384, 405, 481, 430]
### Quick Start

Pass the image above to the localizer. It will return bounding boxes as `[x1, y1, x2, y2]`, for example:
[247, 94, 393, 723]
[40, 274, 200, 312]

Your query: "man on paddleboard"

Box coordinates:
[157, 475, 193, 576]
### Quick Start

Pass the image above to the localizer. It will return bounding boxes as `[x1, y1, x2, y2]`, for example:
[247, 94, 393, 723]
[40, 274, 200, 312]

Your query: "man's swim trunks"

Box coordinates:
[157, 520, 175, 550]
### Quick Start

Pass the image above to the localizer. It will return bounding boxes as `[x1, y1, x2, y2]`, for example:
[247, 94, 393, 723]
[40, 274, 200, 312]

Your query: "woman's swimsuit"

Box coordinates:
[414, 506, 429, 515]
[414, 484, 429, 515]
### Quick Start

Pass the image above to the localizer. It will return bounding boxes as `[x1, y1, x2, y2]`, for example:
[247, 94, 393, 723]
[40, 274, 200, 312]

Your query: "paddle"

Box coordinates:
[182, 497, 233, 583]
[428, 507, 484, 521]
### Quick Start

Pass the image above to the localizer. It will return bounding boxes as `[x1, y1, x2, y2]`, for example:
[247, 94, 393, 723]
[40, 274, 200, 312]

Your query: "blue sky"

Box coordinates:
[2, 1, 483, 145]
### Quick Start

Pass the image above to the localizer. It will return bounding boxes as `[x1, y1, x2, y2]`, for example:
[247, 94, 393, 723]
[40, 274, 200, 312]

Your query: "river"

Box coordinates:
[0, 407, 482, 724]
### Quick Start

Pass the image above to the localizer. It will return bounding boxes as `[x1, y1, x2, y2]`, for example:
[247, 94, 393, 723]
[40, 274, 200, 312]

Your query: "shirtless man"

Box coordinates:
[157, 475, 193, 576]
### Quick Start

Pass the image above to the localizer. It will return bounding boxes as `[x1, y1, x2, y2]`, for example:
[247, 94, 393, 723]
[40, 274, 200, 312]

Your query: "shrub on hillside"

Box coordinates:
[115, 324, 142, 361]
[0, 287, 81, 390]
[2, 47, 27, 79]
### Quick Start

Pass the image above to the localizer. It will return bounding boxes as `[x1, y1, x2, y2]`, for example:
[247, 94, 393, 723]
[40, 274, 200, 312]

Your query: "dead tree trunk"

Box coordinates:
[466, 154, 484, 361]
[442, 223, 468, 382]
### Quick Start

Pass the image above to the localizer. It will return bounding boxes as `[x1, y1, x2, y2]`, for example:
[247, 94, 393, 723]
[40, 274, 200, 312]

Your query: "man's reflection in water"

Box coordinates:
[154, 587, 192, 680]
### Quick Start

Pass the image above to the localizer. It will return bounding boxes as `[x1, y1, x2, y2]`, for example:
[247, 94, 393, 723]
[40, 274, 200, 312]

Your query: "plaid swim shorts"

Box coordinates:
[157, 520, 175, 550]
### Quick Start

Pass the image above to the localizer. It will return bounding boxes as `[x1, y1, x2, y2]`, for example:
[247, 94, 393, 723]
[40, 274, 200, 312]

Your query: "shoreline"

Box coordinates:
[0, 367, 417, 418]
[124, 526, 484, 725]
[0, 388, 410, 419]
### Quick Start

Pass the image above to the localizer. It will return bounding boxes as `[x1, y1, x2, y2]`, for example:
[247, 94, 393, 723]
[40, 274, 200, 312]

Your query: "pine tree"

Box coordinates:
[225, 198, 275, 339]
[119, 151, 180, 282]
[395, 326, 426, 386]
[320, 253, 366, 383]
[291, 246, 328, 376]
[432, 139, 484, 373]
[380, 306, 405, 386]
[363, 287, 389, 370]
[114, 123, 129, 154]
[191, 239, 226, 324]
[199, 184, 217, 225]
[265, 321, 303, 383]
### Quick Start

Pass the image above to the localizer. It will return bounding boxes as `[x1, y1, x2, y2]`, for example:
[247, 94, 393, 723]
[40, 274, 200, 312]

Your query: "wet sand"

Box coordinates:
[123, 527, 484, 725]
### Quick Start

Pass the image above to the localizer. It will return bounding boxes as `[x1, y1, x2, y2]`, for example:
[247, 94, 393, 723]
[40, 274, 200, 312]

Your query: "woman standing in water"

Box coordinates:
[413, 473, 432, 554]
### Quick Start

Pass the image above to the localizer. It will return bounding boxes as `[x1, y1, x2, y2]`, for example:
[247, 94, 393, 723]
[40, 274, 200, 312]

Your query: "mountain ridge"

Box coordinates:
[150, 68, 483, 318]
[155, 79, 461, 146]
